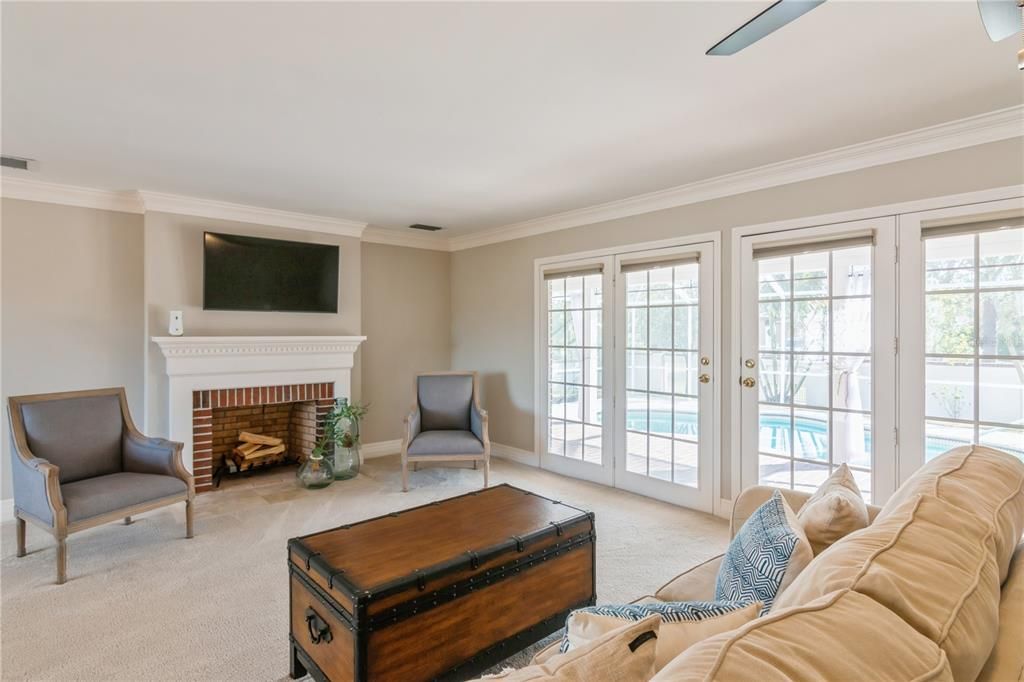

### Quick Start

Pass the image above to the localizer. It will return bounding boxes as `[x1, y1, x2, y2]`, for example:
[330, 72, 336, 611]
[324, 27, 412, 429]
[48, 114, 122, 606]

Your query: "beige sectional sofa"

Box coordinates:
[529, 446, 1024, 681]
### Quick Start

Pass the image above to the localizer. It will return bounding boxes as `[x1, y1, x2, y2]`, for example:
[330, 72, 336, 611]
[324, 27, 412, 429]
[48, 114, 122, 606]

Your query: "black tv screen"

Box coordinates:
[203, 232, 339, 313]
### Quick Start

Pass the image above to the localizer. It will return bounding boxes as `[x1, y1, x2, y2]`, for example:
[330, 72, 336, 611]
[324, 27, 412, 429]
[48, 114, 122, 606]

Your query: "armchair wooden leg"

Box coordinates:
[185, 498, 194, 539]
[473, 460, 478, 470]
[413, 462, 418, 472]
[56, 537, 67, 585]
[402, 457, 409, 493]
[16, 517, 26, 558]
[123, 516, 133, 525]
[483, 459, 490, 488]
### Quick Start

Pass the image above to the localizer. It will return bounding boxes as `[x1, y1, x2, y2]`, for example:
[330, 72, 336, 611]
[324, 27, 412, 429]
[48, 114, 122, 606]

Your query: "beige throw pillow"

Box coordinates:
[481, 615, 660, 681]
[795, 463, 869, 554]
[563, 601, 761, 671]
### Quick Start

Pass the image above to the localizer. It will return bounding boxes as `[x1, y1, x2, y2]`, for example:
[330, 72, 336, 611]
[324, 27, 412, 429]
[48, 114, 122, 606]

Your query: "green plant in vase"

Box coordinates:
[321, 398, 369, 480]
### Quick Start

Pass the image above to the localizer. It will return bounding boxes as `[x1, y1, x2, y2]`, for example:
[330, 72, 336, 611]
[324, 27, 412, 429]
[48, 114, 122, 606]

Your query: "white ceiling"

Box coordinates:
[2, 1, 1021, 236]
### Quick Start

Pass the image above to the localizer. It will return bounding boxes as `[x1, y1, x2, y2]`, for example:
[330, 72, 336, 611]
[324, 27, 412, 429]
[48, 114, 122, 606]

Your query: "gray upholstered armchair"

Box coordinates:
[7, 387, 194, 584]
[401, 371, 490, 492]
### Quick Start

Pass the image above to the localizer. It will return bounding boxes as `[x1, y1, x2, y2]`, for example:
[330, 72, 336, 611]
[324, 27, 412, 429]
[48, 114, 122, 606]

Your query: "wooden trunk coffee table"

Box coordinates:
[287, 484, 596, 682]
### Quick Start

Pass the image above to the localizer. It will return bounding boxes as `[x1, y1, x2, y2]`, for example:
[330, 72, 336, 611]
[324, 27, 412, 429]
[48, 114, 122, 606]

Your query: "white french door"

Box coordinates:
[738, 218, 896, 503]
[538, 240, 717, 512]
[540, 257, 616, 487]
[613, 243, 715, 510]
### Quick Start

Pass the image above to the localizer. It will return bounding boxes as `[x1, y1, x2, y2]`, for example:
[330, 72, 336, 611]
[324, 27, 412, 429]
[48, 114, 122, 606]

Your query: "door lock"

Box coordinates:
[741, 377, 756, 388]
[744, 359, 756, 368]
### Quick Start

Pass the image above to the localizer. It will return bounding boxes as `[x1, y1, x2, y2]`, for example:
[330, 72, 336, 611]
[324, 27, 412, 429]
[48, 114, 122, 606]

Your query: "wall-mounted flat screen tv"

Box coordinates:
[203, 232, 339, 313]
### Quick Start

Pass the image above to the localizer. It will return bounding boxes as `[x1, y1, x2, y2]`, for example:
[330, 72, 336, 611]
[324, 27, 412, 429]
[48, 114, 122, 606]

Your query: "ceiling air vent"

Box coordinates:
[409, 224, 443, 232]
[1, 155, 35, 171]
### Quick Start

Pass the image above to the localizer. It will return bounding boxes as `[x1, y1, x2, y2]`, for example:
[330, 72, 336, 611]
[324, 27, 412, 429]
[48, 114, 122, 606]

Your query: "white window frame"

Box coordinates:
[533, 231, 723, 514]
[897, 196, 1024, 484]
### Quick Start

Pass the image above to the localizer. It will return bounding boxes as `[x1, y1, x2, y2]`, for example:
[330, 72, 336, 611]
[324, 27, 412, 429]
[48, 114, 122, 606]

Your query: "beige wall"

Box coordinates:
[450, 138, 1024, 500]
[1, 198, 145, 500]
[143, 212, 362, 436]
[359, 243, 451, 443]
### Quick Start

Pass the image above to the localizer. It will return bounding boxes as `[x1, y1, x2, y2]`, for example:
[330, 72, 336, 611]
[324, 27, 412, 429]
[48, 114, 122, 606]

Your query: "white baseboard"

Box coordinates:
[716, 497, 733, 521]
[2, 498, 13, 522]
[361, 439, 403, 459]
[491, 443, 541, 467]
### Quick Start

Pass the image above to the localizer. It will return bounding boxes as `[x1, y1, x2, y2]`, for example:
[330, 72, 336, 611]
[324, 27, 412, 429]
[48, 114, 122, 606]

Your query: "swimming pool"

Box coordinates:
[623, 409, 1023, 461]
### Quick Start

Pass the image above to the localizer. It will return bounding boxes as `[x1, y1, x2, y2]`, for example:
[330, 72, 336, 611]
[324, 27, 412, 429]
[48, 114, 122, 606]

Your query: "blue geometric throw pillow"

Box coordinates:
[714, 489, 813, 613]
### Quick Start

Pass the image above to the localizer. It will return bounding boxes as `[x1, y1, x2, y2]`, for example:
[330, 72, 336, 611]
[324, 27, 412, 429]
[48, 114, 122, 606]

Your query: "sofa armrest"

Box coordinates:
[122, 431, 190, 485]
[654, 554, 724, 602]
[730, 486, 814, 537]
[10, 446, 63, 527]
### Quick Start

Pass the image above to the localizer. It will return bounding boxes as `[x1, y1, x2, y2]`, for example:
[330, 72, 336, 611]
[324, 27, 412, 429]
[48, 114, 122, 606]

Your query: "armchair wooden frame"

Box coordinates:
[8, 387, 194, 584]
[401, 371, 490, 492]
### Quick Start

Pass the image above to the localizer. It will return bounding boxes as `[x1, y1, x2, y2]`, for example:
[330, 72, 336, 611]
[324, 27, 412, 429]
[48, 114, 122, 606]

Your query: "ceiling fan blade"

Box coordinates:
[707, 0, 826, 56]
[977, 0, 1021, 42]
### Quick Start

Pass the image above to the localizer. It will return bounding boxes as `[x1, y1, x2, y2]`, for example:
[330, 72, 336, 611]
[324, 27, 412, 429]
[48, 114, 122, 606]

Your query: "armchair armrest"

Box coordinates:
[470, 402, 488, 446]
[122, 431, 190, 484]
[9, 442, 63, 527]
[403, 404, 421, 446]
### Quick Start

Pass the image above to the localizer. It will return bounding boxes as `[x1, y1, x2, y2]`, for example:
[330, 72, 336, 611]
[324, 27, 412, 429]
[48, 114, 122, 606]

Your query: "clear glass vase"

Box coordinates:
[331, 443, 360, 480]
[297, 453, 334, 489]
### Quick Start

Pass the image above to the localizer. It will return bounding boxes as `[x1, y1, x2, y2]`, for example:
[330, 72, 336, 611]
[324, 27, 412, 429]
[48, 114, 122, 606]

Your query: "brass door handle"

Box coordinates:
[699, 374, 711, 384]
[741, 377, 756, 388]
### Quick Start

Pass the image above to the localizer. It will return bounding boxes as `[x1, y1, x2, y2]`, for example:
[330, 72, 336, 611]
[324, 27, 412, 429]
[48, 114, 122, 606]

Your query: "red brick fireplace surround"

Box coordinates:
[191, 383, 334, 492]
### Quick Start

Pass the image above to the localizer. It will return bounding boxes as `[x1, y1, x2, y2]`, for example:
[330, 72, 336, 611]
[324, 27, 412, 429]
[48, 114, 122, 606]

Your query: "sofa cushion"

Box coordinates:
[62, 472, 187, 523]
[482, 614, 660, 681]
[714, 490, 812, 613]
[796, 463, 869, 555]
[418, 375, 472, 431]
[654, 555, 723, 602]
[977, 542, 1024, 682]
[559, 601, 760, 671]
[407, 430, 485, 456]
[650, 589, 953, 682]
[20, 394, 124, 484]
[880, 445, 1024, 583]
[773, 493, 1001, 682]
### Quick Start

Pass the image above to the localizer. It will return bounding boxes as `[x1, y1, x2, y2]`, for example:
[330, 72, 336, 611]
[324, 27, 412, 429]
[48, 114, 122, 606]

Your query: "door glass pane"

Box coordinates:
[624, 261, 703, 487]
[546, 273, 603, 463]
[756, 245, 876, 501]
[924, 229, 1024, 463]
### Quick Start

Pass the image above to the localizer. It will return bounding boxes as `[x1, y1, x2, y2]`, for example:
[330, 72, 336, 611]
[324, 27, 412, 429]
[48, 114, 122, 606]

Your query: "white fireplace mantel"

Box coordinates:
[151, 335, 365, 472]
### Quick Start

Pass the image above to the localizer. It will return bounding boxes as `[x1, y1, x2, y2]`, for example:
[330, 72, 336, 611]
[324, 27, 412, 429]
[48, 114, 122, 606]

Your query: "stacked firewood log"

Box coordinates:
[229, 431, 288, 471]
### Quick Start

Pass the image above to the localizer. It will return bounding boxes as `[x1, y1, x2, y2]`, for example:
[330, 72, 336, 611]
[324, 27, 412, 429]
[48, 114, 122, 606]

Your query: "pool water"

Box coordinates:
[624, 410, 1022, 460]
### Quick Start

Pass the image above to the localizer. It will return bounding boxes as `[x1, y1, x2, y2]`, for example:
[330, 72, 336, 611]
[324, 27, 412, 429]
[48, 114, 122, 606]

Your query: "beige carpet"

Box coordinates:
[0, 456, 727, 681]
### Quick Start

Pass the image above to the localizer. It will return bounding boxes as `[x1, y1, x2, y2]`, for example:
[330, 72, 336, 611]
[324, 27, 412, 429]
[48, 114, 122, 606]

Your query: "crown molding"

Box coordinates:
[0, 178, 367, 238]
[361, 226, 452, 251]
[448, 105, 1024, 252]
[4, 106, 1020, 251]
[136, 190, 366, 238]
[0, 176, 144, 213]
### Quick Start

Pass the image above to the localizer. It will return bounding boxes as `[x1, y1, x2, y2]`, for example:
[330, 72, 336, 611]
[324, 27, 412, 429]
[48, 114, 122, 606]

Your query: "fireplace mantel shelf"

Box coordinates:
[152, 335, 366, 359]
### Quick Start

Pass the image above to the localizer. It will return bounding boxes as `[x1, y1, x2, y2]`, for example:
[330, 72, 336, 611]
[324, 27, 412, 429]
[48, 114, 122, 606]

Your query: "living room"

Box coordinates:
[2, 2, 1023, 681]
